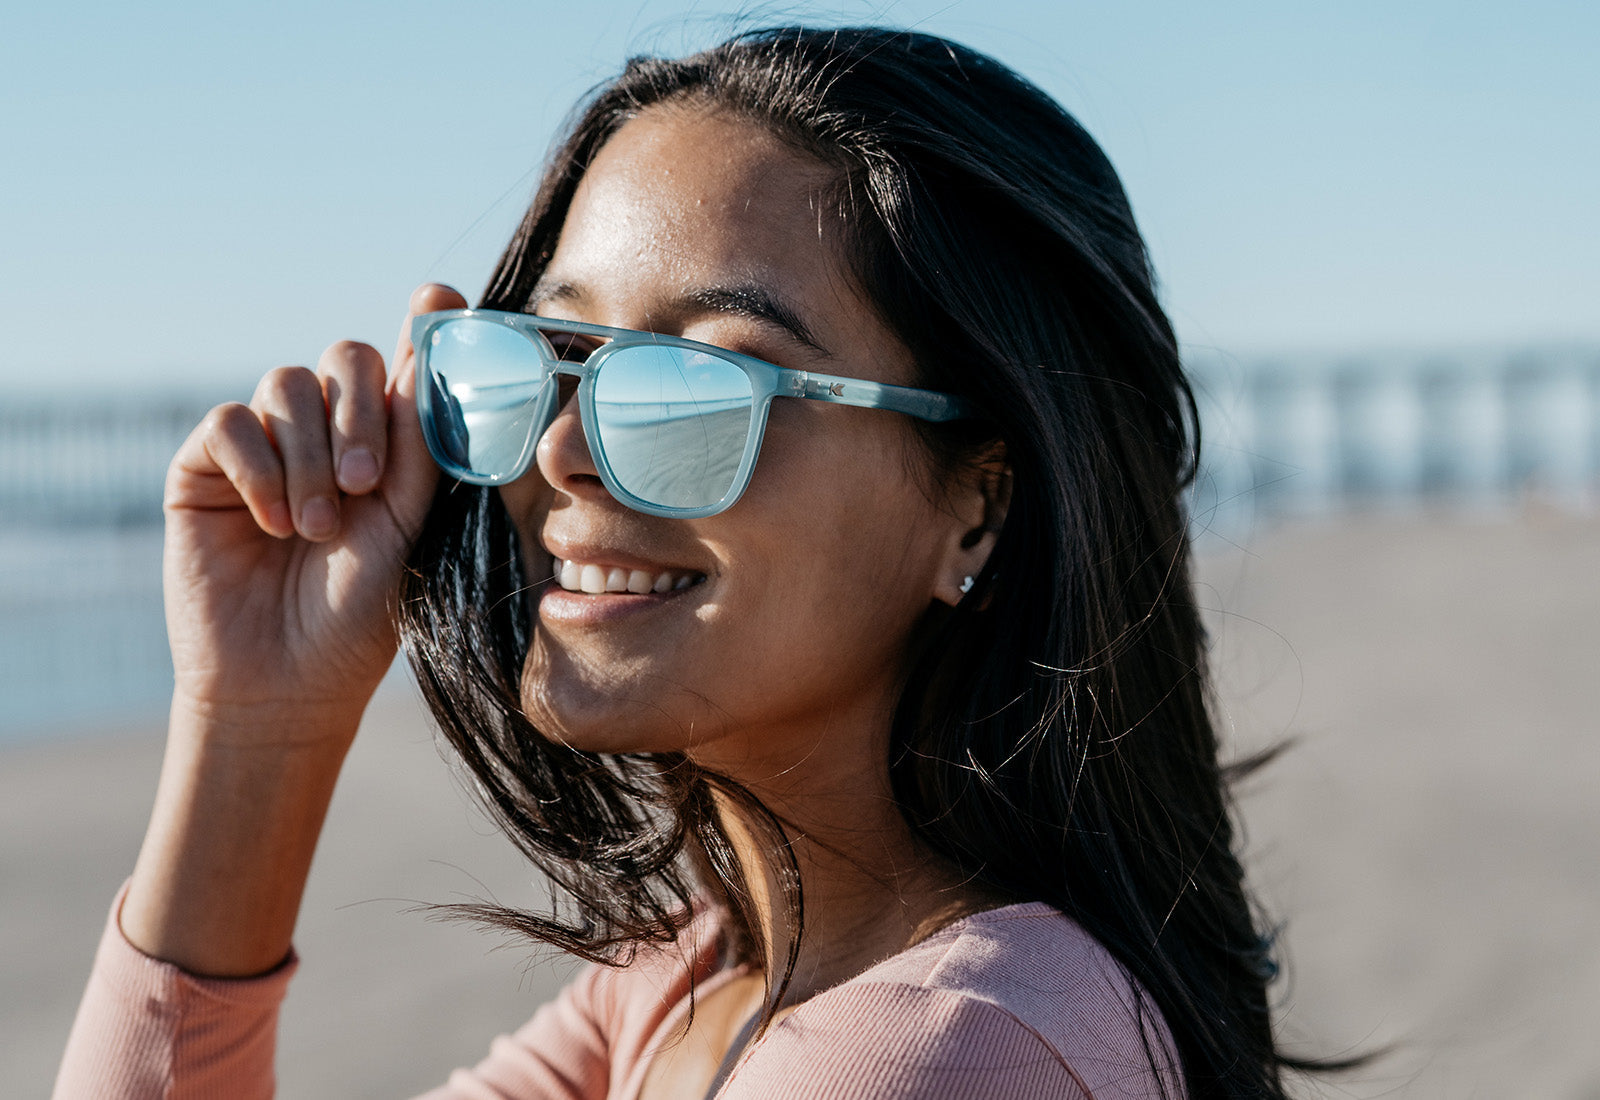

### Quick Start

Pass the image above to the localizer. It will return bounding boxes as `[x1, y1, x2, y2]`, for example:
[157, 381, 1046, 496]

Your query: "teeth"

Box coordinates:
[551, 558, 701, 596]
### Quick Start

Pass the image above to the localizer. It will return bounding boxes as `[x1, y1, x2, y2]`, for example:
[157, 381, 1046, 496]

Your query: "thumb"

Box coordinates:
[384, 284, 470, 534]
[391, 283, 471, 388]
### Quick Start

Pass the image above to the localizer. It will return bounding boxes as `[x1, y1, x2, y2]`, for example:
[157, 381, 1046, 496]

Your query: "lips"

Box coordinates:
[552, 557, 705, 595]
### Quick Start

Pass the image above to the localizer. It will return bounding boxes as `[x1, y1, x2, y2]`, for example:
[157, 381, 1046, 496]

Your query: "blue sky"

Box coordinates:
[3, 0, 1596, 395]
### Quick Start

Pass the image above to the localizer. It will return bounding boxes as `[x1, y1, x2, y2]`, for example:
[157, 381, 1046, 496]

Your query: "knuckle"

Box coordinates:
[327, 338, 377, 358]
[204, 401, 257, 438]
[322, 340, 382, 376]
[257, 365, 320, 405]
[324, 363, 389, 433]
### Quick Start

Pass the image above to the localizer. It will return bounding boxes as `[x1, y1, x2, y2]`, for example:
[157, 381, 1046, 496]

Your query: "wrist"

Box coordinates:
[167, 689, 370, 754]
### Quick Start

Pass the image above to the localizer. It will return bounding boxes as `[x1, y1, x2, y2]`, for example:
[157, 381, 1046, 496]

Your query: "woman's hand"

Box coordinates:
[162, 283, 461, 730]
[120, 284, 466, 977]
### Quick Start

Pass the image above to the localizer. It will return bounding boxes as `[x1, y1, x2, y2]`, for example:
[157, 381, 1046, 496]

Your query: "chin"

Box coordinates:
[516, 662, 704, 759]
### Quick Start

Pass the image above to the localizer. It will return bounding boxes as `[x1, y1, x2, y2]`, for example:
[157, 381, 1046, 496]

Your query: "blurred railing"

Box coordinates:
[0, 527, 170, 736]
[0, 395, 215, 737]
[1, 351, 1597, 736]
[1187, 348, 1600, 536]
[0, 396, 215, 527]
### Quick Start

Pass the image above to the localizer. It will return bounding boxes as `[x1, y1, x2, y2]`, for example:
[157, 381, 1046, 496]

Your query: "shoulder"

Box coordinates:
[722, 904, 1184, 1100]
[477, 906, 733, 1093]
[572, 904, 734, 1057]
[426, 907, 745, 1100]
[867, 902, 1180, 1075]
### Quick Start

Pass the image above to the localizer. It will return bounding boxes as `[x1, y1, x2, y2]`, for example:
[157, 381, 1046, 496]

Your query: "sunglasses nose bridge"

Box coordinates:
[531, 364, 610, 497]
[543, 359, 588, 418]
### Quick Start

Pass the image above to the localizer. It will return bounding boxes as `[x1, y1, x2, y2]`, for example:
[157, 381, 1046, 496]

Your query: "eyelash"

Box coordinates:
[545, 332, 605, 362]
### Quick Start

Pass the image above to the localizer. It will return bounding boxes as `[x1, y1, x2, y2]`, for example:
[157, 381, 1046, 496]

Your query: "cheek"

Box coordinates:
[745, 418, 948, 618]
[496, 477, 544, 526]
[727, 482, 948, 669]
[495, 481, 554, 576]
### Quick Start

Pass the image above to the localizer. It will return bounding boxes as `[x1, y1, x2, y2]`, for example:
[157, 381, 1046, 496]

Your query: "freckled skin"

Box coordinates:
[498, 108, 977, 786]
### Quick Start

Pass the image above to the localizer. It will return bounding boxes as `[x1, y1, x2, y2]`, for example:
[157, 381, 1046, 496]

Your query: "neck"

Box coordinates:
[705, 768, 1004, 1009]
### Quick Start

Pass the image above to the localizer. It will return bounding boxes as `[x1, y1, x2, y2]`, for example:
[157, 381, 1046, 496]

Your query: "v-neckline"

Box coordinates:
[623, 960, 750, 1100]
[697, 1008, 763, 1100]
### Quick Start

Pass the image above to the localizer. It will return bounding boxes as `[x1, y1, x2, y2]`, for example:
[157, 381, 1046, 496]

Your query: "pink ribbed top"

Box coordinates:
[55, 887, 1184, 1099]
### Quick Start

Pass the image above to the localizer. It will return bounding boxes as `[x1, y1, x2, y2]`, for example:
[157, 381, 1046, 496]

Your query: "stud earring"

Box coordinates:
[959, 575, 975, 595]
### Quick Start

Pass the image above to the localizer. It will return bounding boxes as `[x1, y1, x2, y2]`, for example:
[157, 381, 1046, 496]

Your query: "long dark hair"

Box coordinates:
[402, 26, 1307, 1098]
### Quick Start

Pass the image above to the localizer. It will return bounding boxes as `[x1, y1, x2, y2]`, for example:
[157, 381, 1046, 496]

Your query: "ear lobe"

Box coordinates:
[933, 526, 1000, 607]
[932, 446, 1010, 608]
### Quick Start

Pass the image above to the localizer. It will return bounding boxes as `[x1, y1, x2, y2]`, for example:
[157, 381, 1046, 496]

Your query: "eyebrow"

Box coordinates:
[684, 285, 830, 358]
[528, 277, 832, 359]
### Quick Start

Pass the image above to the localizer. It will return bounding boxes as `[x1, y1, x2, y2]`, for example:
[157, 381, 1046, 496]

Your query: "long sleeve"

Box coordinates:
[53, 902, 628, 1100]
[415, 964, 615, 1100]
[55, 887, 723, 1100]
[418, 916, 728, 1100]
[53, 885, 295, 1100]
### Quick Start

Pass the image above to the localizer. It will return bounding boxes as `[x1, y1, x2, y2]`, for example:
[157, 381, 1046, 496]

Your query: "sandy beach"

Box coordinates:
[5, 512, 1598, 1098]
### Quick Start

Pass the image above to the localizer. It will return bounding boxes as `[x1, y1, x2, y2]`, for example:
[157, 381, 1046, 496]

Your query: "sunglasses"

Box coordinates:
[411, 309, 973, 519]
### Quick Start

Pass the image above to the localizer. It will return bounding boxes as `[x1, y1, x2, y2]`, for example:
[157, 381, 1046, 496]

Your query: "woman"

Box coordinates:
[58, 26, 1302, 1099]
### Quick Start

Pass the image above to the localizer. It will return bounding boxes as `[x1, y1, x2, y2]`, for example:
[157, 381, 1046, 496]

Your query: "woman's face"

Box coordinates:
[499, 106, 981, 783]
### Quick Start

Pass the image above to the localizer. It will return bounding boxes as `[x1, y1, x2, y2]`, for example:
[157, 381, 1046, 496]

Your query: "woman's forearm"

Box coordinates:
[120, 695, 363, 977]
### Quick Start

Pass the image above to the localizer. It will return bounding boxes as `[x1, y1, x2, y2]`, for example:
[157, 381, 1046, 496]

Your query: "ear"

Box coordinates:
[932, 443, 1011, 608]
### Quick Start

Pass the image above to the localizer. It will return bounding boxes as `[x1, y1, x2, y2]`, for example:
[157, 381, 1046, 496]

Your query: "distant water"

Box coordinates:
[0, 527, 169, 741]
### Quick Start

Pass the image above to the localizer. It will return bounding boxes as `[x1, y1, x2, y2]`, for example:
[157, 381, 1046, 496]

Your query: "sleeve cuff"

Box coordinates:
[52, 882, 296, 1100]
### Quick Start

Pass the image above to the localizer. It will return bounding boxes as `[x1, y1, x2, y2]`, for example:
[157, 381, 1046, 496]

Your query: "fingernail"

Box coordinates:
[301, 497, 338, 539]
[339, 447, 380, 490]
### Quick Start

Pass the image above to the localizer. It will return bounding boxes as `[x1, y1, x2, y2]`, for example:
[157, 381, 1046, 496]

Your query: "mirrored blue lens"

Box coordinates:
[425, 319, 550, 481]
[591, 346, 755, 510]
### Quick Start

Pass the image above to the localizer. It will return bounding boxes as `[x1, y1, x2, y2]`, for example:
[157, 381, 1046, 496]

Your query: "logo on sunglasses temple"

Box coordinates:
[797, 375, 846, 399]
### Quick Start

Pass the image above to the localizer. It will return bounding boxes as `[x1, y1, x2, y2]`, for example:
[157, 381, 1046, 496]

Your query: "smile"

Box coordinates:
[551, 558, 706, 595]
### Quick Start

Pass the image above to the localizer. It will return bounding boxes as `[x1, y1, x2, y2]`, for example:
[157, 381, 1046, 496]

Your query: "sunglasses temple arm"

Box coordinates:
[782, 369, 972, 423]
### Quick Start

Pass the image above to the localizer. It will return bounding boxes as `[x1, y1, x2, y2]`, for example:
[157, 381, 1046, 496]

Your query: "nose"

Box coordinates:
[534, 384, 609, 504]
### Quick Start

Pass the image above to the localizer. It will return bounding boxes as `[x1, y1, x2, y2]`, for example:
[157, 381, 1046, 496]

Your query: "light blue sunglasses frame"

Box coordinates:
[412, 308, 973, 519]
